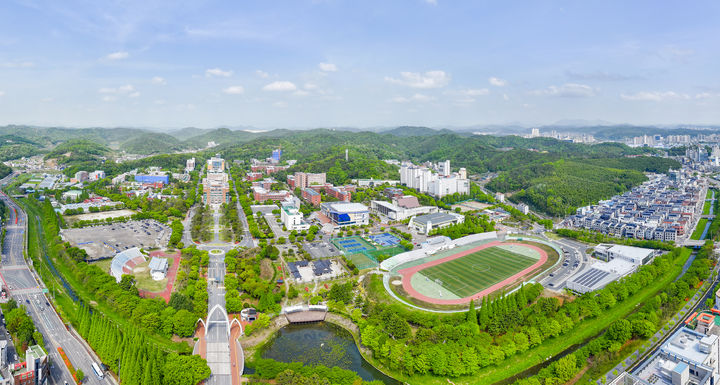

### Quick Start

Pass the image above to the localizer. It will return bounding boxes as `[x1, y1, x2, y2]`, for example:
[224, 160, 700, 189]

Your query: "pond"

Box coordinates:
[260, 322, 401, 384]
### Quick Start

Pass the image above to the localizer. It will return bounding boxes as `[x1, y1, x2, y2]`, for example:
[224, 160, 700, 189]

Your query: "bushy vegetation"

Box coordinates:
[76, 306, 210, 385]
[253, 359, 384, 385]
[514, 243, 714, 385]
[1, 300, 42, 356]
[358, 247, 693, 380]
[428, 213, 495, 239]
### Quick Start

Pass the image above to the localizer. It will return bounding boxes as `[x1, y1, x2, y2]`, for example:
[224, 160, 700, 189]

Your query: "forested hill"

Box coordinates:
[0, 124, 682, 216]
[486, 157, 680, 217]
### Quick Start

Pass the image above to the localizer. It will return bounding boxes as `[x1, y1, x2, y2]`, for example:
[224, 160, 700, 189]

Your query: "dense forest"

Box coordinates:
[486, 157, 680, 216]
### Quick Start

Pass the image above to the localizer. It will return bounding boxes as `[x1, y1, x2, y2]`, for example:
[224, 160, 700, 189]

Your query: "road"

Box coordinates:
[0, 173, 107, 385]
[539, 237, 591, 289]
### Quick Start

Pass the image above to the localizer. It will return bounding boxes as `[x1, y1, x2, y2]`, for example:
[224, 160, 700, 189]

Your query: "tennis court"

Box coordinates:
[332, 236, 376, 254]
[369, 232, 401, 247]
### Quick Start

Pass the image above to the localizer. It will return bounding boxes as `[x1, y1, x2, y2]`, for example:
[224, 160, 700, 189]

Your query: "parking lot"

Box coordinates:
[61, 220, 170, 260]
[303, 241, 340, 259]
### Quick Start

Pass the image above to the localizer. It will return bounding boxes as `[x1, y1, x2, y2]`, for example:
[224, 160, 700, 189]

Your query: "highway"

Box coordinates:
[0, 173, 107, 385]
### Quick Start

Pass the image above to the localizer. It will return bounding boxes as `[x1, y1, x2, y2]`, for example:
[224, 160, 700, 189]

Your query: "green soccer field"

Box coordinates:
[418, 246, 538, 298]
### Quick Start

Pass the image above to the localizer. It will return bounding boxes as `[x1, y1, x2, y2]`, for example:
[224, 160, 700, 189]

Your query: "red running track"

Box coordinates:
[398, 241, 548, 305]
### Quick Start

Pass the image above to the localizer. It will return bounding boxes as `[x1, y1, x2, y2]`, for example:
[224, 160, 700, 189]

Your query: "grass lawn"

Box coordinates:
[90, 258, 112, 274]
[348, 252, 378, 270]
[418, 246, 537, 298]
[132, 261, 168, 292]
[703, 200, 712, 215]
[691, 218, 708, 240]
[382, 248, 692, 385]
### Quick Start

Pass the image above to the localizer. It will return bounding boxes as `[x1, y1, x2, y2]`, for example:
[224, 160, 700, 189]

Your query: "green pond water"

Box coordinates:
[260, 322, 400, 384]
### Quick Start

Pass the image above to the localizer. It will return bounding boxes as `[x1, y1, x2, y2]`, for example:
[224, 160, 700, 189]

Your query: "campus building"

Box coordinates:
[207, 156, 225, 172]
[610, 327, 720, 385]
[287, 172, 326, 189]
[186, 157, 195, 172]
[252, 186, 292, 203]
[246, 172, 263, 181]
[281, 203, 310, 231]
[202, 167, 230, 206]
[593, 244, 658, 264]
[408, 212, 465, 234]
[302, 188, 321, 206]
[149, 257, 169, 281]
[320, 202, 369, 227]
[135, 168, 169, 185]
[370, 195, 438, 221]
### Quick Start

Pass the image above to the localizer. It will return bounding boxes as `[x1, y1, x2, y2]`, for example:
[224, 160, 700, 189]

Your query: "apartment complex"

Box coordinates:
[399, 160, 469, 198]
[565, 171, 705, 242]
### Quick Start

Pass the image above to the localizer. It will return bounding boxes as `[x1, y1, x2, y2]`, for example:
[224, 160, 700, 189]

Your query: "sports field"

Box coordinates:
[398, 241, 548, 305]
[420, 246, 537, 298]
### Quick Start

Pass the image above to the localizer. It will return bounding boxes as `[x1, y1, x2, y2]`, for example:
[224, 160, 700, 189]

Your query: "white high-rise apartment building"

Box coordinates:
[400, 160, 470, 198]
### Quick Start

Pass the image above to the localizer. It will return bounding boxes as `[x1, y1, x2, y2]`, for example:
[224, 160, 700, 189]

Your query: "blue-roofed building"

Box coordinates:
[320, 202, 369, 227]
[135, 174, 169, 184]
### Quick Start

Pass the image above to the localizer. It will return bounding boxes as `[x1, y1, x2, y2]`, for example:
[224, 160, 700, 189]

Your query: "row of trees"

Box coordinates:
[29, 198, 211, 383]
[77, 306, 210, 385]
[358, 247, 691, 378]
[168, 219, 183, 248]
[515, 243, 714, 385]
[190, 204, 212, 242]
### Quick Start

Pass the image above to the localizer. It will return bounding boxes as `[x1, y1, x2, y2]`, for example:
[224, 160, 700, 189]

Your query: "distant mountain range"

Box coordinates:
[1, 123, 720, 161]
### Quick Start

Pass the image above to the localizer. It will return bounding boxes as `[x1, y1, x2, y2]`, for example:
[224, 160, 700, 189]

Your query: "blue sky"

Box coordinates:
[0, 0, 718, 128]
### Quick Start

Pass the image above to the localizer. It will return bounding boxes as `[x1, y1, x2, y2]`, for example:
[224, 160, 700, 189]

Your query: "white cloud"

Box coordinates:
[105, 51, 129, 60]
[1, 61, 34, 68]
[151, 76, 166, 85]
[223, 86, 245, 95]
[273, 101, 288, 108]
[385, 70, 450, 89]
[263, 81, 297, 92]
[488, 77, 506, 87]
[694, 92, 718, 100]
[460, 88, 489, 96]
[98, 84, 136, 95]
[503, 94, 510, 101]
[256, 70, 269, 78]
[102, 95, 116, 102]
[319, 62, 338, 72]
[129, 91, 141, 98]
[0, 91, 4, 97]
[390, 93, 435, 103]
[154, 99, 166, 105]
[532, 83, 595, 98]
[620, 91, 689, 101]
[304, 83, 318, 90]
[293, 90, 310, 97]
[425, 0, 438, 4]
[205, 68, 233, 78]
